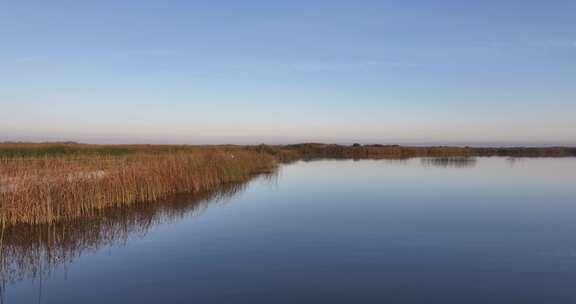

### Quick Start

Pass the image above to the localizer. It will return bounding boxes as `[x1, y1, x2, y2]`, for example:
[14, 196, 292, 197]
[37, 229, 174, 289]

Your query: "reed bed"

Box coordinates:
[0, 149, 275, 226]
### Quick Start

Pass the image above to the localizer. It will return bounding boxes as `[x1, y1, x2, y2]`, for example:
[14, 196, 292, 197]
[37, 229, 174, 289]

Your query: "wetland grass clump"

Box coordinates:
[0, 147, 276, 226]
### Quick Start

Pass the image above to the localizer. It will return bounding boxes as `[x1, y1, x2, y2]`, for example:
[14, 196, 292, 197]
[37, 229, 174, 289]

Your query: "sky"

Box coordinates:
[1, 0, 575, 145]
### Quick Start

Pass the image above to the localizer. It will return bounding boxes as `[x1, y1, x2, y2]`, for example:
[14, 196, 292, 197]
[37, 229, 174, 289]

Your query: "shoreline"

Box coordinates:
[1, 143, 575, 226]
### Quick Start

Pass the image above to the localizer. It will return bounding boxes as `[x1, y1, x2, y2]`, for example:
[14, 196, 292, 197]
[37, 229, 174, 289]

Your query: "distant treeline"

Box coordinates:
[258, 143, 576, 160]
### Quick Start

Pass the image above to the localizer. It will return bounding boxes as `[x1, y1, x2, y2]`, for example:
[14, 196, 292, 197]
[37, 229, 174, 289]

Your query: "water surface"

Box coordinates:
[3, 157, 576, 303]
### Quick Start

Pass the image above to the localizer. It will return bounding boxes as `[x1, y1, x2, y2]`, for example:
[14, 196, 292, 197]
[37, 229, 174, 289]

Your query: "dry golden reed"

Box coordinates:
[0, 149, 275, 226]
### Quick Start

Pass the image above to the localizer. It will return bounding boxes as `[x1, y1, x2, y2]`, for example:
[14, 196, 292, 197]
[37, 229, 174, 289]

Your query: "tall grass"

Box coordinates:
[0, 148, 275, 226]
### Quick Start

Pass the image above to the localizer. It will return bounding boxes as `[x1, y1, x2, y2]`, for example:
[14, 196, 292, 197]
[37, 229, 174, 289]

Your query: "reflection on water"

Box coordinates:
[3, 158, 576, 304]
[0, 179, 256, 293]
[421, 157, 478, 168]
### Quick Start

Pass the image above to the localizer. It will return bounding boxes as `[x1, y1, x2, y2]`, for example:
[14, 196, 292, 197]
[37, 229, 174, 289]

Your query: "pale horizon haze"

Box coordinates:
[1, 1, 575, 145]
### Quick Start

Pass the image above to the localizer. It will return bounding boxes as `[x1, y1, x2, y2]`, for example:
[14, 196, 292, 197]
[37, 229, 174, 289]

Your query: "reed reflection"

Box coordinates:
[421, 157, 478, 168]
[0, 175, 267, 293]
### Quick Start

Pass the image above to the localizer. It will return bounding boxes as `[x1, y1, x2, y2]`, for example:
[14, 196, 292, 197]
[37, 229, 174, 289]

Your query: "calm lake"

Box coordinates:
[3, 157, 576, 303]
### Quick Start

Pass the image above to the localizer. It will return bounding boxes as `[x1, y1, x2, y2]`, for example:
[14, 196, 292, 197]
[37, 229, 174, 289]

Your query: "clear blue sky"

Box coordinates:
[1, 1, 575, 145]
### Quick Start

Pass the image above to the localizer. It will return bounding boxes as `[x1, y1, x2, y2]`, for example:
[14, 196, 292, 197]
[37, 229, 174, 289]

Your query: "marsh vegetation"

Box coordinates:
[0, 144, 275, 226]
[1, 142, 574, 227]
